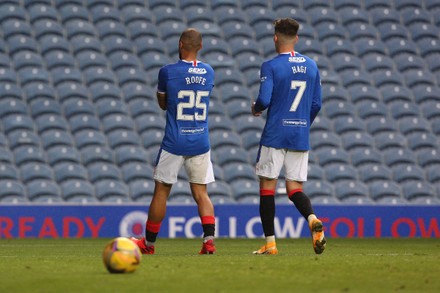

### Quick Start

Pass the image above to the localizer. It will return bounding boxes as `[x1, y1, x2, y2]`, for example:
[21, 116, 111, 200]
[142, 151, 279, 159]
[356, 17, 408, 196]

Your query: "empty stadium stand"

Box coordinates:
[0, 0, 438, 205]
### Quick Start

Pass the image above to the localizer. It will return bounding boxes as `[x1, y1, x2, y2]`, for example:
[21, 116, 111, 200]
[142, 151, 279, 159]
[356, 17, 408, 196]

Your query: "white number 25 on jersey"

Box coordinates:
[290, 80, 306, 112]
[177, 90, 209, 121]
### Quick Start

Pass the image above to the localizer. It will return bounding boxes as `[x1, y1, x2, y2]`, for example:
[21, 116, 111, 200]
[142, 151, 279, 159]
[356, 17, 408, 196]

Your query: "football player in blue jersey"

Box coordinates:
[251, 18, 326, 255]
[131, 28, 216, 255]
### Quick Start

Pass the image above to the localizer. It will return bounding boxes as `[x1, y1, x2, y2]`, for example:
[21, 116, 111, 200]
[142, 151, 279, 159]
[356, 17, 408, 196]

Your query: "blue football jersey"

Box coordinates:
[254, 51, 322, 150]
[157, 60, 214, 156]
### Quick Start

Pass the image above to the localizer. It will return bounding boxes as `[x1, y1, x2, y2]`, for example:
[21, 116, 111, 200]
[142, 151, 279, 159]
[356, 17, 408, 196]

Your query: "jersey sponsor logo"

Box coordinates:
[260, 76, 267, 83]
[283, 119, 307, 127]
[289, 56, 306, 63]
[188, 67, 207, 74]
[180, 126, 206, 135]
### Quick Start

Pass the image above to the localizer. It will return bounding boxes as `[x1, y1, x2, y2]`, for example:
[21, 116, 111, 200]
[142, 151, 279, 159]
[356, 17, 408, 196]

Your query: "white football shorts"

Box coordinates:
[153, 149, 215, 185]
[256, 145, 309, 182]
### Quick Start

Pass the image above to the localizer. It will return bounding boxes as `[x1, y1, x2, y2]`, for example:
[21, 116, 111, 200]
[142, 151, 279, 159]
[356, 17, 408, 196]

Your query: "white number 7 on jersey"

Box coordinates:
[290, 80, 306, 112]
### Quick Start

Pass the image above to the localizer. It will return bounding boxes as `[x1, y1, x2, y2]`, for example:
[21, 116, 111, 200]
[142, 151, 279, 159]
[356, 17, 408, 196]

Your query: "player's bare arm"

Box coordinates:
[157, 92, 167, 110]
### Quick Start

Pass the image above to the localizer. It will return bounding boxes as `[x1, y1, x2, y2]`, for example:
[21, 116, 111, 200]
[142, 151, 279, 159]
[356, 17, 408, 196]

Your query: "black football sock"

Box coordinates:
[288, 189, 314, 219]
[259, 189, 275, 237]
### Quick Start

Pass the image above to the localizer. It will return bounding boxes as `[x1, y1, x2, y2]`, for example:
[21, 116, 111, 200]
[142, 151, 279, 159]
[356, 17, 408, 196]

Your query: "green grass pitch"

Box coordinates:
[1, 238, 439, 293]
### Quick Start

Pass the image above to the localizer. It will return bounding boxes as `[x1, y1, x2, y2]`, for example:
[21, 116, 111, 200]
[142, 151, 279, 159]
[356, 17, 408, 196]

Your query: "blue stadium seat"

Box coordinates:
[366, 117, 397, 135]
[19, 67, 51, 86]
[316, 23, 348, 42]
[310, 116, 332, 133]
[214, 6, 247, 26]
[403, 69, 437, 88]
[221, 21, 255, 40]
[369, 181, 404, 203]
[134, 35, 167, 56]
[374, 132, 407, 151]
[356, 100, 388, 119]
[208, 114, 234, 133]
[59, 4, 90, 24]
[51, 67, 83, 87]
[233, 116, 265, 135]
[295, 39, 325, 56]
[57, 83, 90, 104]
[96, 99, 128, 118]
[380, 85, 413, 104]
[141, 129, 163, 150]
[107, 129, 140, 149]
[369, 6, 400, 24]
[341, 132, 374, 151]
[39, 35, 71, 56]
[101, 114, 135, 134]
[322, 85, 350, 102]
[253, 22, 275, 41]
[223, 163, 257, 183]
[210, 131, 242, 149]
[121, 162, 153, 183]
[348, 85, 381, 104]
[32, 19, 64, 40]
[148, 0, 177, 9]
[412, 85, 440, 105]
[0, 68, 18, 84]
[310, 132, 342, 150]
[334, 180, 371, 203]
[417, 148, 440, 168]
[74, 130, 107, 149]
[2, 115, 35, 134]
[129, 179, 155, 202]
[180, 0, 207, 9]
[169, 181, 192, 199]
[65, 111, 97, 131]
[71, 36, 103, 55]
[334, 116, 365, 134]
[81, 145, 114, 166]
[331, 54, 363, 72]
[362, 54, 394, 73]
[425, 53, 440, 73]
[94, 179, 130, 202]
[241, 131, 262, 150]
[46, 146, 81, 166]
[63, 98, 95, 119]
[0, 4, 26, 22]
[303, 0, 331, 10]
[307, 163, 325, 181]
[2, 19, 32, 40]
[185, 6, 214, 24]
[8, 130, 40, 150]
[90, 5, 121, 24]
[354, 38, 388, 57]
[135, 114, 165, 134]
[324, 39, 356, 57]
[240, 0, 268, 9]
[382, 148, 416, 167]
[25, 83, 57, 104]
[0, 53, 11, 68]
[40, 130, 74, 150]
[88, 162, 122, 183]
[0, 98, 27, 119]
[426, 164, 440, 183]
[408, 23, 439, 42]
[214, 147, 249, 167]
[96, 20, 127, 39]
[377, 22, 410, 41]
[407, 132, 439, 151]
[387, 38, 419, 58]
[394, 0, 423, 10]
[60, 179, 97, 203]
[230, 179, 259, 201]
[339, 7, 370, 25]
[19, 162, 54, 183]
[0, 163, 19, 180]
[34, 114, 68, 134]
[324, 101, 356, 118]
[65, 20, 97, 39]
[77, 52, 107, 70]
[392, 164, 426, 183]
[272, 0, 300, 10]
[359, 164, 392, 182]
[28, 2, 58, 25]
[114, 145, 148, 166]
[116, 67, 147, 86]
[107, 52, 139, 71]
[245, 6, 276, 26]
[304, 181, 338, 204]
[0, 180, 27, 203]
[316, 148, 350, 166]
[211, 0, 238, 9]
[0, 147, 13, 164]
[121, 6, 153, 24]
[27, 179, 62, 202]
[101, 35, 134, 55]
[398, 117, 431, 135]
[54, 162, 88, 183]
[208, 181, 234, 204]
[127, 20, 158, 41]
[371, 69, 405, 88]
[15, 53, 42, 74]
[325, 164, 358, 182]
[44, 51, 76, 70]
[402, 181, 436, 202]
[153, 7, 185, 25]
[218, 84, 250, 103]
[389, 101, 420, 119]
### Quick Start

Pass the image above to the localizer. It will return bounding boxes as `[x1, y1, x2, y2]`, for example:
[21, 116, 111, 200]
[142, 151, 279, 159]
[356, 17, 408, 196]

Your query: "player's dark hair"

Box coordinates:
[273, 18, 299, 37]
[180, 28, 202, 51]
